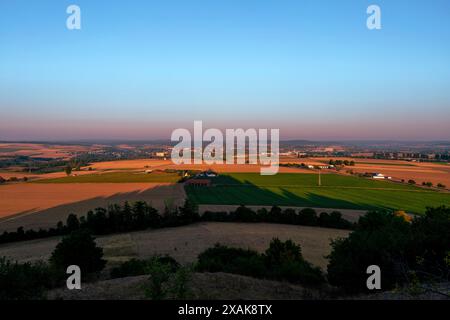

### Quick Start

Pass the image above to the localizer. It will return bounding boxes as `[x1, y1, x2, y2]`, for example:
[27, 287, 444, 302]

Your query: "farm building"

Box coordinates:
[185, 179, 211, 187]
[196, 170, 218, 178]
[371, 173, 392, 180]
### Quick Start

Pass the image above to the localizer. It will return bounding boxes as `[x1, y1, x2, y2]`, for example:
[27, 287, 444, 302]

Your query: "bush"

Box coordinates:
[0, 257, 53, 300]
[178, 199, 200, 224]
[264, 238, 324, 285]
[319, 211, 353, 229]
[196, 239, 325, 286]
[196, 244, 266, 278]
[111, 256, 179, 278]
[144, 259, 172, 300]
[408, 179, 416, 184]
[408, 206, 450, 278]
[327, 208, 450, 293]
[297, 208, 318, 226]
[50, 230, 106, 278]
[142, 258, 192, 300]
[234, 205, 258, 222]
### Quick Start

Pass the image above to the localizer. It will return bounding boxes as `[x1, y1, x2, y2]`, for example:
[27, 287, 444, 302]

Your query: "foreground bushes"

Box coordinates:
[110, 256, 180, 279]
[327, 206, 450, 293]
[111, 256, 191, 300]
[196, 238, 325, 286]
[0, 258, 54, 300]
[1, 229, 107, 300]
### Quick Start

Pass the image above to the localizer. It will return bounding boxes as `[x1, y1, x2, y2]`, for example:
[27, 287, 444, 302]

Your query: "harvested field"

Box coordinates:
[0, 143, 99, 159]
[0, 222, 349, 270]
[0, 183, 185, 231]
[88, 159, 310, 173]
[89, 159, 171, 170]
[32, 171, 181, 183]
[313, 157, 450, 187]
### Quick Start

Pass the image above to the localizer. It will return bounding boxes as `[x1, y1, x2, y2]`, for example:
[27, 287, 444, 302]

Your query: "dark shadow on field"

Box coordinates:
[187, 175, 392, 212]
[0, 184, 185, 232]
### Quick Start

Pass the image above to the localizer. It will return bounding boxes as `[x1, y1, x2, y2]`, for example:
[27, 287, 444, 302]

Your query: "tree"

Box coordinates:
[66, 213, 80, 232]
[327, 208, 450, 292]
[298, 208, 318, 226]
[179, 199, 200, 223]
[50, 229, 106, 277]
[408, 206, 450, 279]
[65, 165, 72, 176]
[327, 211, 411, 292]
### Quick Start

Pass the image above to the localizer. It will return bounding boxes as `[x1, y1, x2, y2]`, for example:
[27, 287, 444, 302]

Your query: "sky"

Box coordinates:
[0, 0, 450, 141]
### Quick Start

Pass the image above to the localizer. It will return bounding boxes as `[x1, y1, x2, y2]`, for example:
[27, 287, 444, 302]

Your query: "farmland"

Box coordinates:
[0, 222, 347, 270]
[31, 171, 181, 183]
[0, 183, 186, 231]
[186, 173, 450, 214]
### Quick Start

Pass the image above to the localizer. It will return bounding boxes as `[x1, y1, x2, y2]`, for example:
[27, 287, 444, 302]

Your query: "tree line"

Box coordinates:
[0, 201, 353, 245]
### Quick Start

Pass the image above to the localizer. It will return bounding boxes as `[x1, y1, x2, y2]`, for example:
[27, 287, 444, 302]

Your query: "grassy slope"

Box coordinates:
[186, 173, 450, 214]
[32, 171, 181, 183]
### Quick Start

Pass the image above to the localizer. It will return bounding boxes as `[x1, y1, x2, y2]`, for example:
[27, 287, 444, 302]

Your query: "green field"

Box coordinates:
[185, 173, 450, 214]
[33, 171, 181, 183]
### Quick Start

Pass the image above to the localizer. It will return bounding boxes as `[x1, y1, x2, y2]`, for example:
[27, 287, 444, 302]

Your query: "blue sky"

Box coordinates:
[1, 0, 449, 140]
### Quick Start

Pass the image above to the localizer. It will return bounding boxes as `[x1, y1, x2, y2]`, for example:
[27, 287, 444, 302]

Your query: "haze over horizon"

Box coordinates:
[1, 0, 450, 141]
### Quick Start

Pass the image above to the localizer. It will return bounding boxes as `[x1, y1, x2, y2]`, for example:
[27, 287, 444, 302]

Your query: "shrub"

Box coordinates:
[234, 205, 258, 222]
[407, 206, 450, 278]
[327, 211, 412, 293]
[297, 208, 318, 226]
[196, 239, 325, 286]
[0, 257, 53, 300]
[111, 256, 179, 278]
[437, 183, 446, 188]
[408, 179, 416, 184]
[196, 244, 266, 278]
[264, 238, 324, 285]
[169, 266, 193, 299]
[268, 206, 283, 223]
[178, 199, 200, 224]
[201, 211, 229, 222]
[144, 259, 172, 300]
[141, 258, 192, 300]
[50, 230, 106, 278]
[318, 211, 353, 229]
[394, 210, 412, 223]
[327, 208, 450, 293]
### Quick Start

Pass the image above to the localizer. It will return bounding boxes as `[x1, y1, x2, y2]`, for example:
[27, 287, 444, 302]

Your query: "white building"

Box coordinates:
[371, 173, 392, 179]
